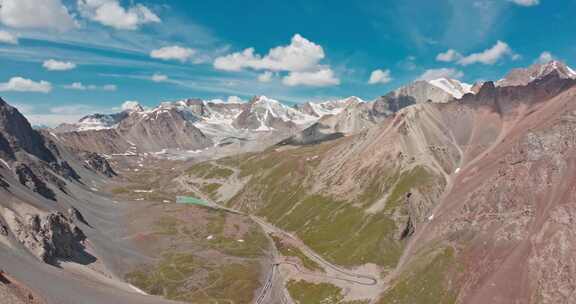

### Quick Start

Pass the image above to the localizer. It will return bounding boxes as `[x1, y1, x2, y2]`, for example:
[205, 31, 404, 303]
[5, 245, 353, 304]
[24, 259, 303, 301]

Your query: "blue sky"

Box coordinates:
[0, 0, 574, 125]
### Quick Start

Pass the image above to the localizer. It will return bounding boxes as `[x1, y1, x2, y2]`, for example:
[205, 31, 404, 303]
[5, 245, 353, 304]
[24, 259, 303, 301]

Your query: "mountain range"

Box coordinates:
[51, 75, 477, 157]
[0, 60, 576, 304]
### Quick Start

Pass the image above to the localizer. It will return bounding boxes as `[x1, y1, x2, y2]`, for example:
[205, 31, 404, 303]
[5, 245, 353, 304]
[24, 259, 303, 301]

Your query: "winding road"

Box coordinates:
[174, 179, 380, 303]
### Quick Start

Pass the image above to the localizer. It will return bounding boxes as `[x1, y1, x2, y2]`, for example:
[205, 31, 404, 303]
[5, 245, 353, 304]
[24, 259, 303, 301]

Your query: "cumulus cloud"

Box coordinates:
[43, 59, 76, 71]
[436, 49, 461, 62]
[368, 69, 392, 84]
[257, 71, 273, 83]
[418, 68, 464, 81]
[63, 82, 116, 91]
[215, 34, 340, 87]
[536, 51, 554, 64]
[78, 0, 160, 30]
[214, 34, 325, 72]
[151, 73, 168, 82]
[150, 46, 196, 62]
[509, 0, 539, 6]
[0, 0, 77, 31]
[436, 41, 517, 66]
[0, 30, 18, 44]
[282, 68, 340, 87]
[0, 77, 52, 93]
[458, 41, 516, 65]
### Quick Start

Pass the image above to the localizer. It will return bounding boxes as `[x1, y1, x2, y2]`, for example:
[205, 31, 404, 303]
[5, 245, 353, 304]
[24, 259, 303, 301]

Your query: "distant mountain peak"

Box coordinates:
[121, 101, 144, 113]
[250, 95, 279, 105]
[427, 78, 473, 99]
[498, 60, 576, 87]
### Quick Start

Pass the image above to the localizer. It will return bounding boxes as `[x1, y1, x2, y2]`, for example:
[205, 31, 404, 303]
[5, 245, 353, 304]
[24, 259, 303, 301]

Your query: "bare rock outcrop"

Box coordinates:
[81, 152, 116, 177]
[14, 164, 56, 201]
[13, 212, 86, 264]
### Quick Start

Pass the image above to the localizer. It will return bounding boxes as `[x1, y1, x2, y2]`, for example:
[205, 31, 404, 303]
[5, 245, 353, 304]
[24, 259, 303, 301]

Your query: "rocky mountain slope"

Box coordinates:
[0, 99, 268, 304]
[0, 97, 272, 304]
[284, 78, 473, 145]
[0, 98, 152, 303]
[180, 62, 576, 304]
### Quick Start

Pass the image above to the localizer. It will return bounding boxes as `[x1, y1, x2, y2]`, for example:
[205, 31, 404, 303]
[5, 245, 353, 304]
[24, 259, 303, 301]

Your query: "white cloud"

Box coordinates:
[63, 82, 116, 91]
[151, 73, 168, 82]
[0, 77, 52, 93]
[257, 71, 273, 82]
[102, 84, 117, 91]
[214, 34, 325, 72]
[150, 46, 196, 62]
[214, 34, 340, 87]
[227, 96, 245, 103]
[63, 82, 93, 90]
[121, 100, 141, 111]
[368, 69, 392, 84]
[282, 68, 340, 87]
[457, 41, 516, 65]
[0, 0, 77, 31]
[43, 59, 76, 71]
[536, 51, 554, 64]
[50, 104, 96, 115]
[418, 68, 464, 81]
[207, 96, 247, 103]
[78, 0, 160, 30]
[0, 30, 18, 44]
[436, 49, 462, 62]
[438, 41, 517, 65]
[23, 104, 101, 126]
[508, 0, 539, 6]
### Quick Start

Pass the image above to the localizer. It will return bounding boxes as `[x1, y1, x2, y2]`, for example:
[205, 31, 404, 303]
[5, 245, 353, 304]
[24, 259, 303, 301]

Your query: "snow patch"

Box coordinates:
[428, 78, 472, 99]
[129, 284, 148, 295]
[567, 65, 576, 78]
[0, 158, 11, 169]
[133, 189, 153, 193]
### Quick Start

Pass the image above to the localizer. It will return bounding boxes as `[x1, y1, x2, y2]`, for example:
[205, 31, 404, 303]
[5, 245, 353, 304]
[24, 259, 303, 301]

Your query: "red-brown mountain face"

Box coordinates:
[497, 60, 576, 87]
[394, 74, 576, 304]
[178, 67, 576, 304]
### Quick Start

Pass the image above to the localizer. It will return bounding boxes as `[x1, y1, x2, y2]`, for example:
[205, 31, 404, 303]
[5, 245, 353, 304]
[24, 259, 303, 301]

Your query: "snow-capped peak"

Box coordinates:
[250, 95, 280, 106]
[537, 60, 576, 79]
[427, 78, 473, 99]
[121, 101, 144, 112]
[301, 96, 363, 117]
[497, 60, 576, 87]
[232, 95, 316, 131]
